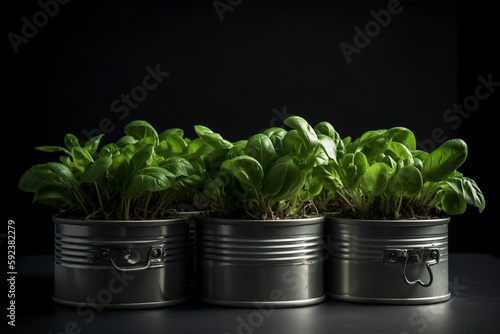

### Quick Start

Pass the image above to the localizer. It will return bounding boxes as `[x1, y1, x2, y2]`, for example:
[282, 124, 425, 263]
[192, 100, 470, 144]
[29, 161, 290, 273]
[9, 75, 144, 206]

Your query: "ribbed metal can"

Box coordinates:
[324, 216, 451, 304]
[195, 216, 326, 308]
[52, 216, 189, 308]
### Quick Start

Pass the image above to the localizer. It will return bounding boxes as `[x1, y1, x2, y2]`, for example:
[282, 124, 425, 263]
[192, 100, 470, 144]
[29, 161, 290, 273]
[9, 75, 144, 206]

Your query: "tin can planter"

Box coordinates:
[324, 216, 451, 304]
[195, 216, 326, 308]
[52, 216, 189, 309]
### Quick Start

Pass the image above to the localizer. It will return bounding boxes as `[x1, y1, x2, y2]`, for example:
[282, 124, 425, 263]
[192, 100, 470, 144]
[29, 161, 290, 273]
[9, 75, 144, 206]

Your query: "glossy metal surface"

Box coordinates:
[324, 217, 451, 304]
[195, 216, 325, 307]
[52, 217, 189, 308]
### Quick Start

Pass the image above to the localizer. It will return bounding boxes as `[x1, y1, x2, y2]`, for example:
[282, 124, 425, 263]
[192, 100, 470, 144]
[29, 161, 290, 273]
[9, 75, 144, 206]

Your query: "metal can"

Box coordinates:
[52, 216, 189, 308]
[195, 216, 326, 308]
[324, 216, 451, 304]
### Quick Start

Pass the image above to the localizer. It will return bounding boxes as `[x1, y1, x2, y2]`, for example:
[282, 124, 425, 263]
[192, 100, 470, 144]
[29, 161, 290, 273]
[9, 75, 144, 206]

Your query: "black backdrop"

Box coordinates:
[4, 0, 498, 257]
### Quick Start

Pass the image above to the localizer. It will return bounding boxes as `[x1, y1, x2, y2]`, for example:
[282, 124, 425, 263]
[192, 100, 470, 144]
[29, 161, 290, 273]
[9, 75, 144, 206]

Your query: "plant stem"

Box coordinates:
[143, 192, 152, 219]
[152, 192, 170, 218]
[124, 198, 131, 220]
[94, 182, 104, 212]
[395, 196, 403, 219]
[72, 188, 89, 216]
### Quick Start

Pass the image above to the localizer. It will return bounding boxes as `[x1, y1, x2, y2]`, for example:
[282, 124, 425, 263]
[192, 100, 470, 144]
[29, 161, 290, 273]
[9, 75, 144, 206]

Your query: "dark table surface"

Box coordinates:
[3, 253, 500, 334]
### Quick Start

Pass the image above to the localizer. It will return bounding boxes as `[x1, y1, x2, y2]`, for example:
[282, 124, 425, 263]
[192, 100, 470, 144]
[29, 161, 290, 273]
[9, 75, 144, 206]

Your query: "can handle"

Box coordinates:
[384, 247, 440, 288]
[105, 247, 162, 272]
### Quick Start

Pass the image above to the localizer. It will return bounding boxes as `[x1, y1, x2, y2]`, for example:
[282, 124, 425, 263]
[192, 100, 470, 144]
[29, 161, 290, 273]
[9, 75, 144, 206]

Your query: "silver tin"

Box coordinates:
[195, 216, 326, 308]
[324, 216, 451, 304]
[52, 216, 189, 309]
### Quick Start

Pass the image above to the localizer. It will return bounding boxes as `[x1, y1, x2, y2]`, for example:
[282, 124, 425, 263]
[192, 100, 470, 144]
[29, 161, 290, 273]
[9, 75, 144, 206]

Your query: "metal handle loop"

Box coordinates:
[384, 247, 440, 288]
[109, 256, 152, 272]
[402, 254, 437, 287]
[107, 247, 162, 272]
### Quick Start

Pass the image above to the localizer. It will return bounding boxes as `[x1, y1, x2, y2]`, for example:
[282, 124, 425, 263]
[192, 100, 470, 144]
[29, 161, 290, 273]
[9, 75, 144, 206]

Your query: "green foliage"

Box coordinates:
[19, 121, 204, 220]
[314, 126, 485, 219]
[19, 116, 485, 221]
[195, 116, 329, 219]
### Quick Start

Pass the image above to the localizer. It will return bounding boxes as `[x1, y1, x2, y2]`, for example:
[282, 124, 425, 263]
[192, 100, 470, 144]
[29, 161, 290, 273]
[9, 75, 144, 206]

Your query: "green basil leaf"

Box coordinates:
[384, 127, 416, 151]
[312, 163, 343, 192]
[263, 127, 287, 155]
[116, 135, 137, 148]
[194, 125, 233, 150]
[446, 177, 485, 212]
[64, 134, 81, 151]
[83, 134, 105, 154]
[318, 134, 337, 161]
[314, 121, 336, 138]
[413, 157, 424, 172]
[81, 156, 113, 183]
[393, 165, 422, 198]
[360, 162, 391, 198]
[385, 142, 414, 165]
[423, 139, 468, 182]
[160, 157, 195, 178]
[282, 130, 302, 155]
[125, 167, 173, 197]
[35, 146, 71, 155]
[339, 152, 369, 189]
[221, 155, 264, 192]
[262, 156, 304, 201]
[227, 140, 247, 159]
[18, 164, 58, 193]
[283, 116, 319, 152]
[124, 120, 159, 145]
[158, 134, 188, 157]
[129, 144, 155, 172]
[171, 174, 202, 193]
[244, 134, 277, 172]
[440, 191, 467, 215]
[159, 128, 184, 142]
[46, 162, 76, 187]
[33, 184, 72, 209]
[100, 143, 120, 157]
[301, 175, 323, 201]
[71, 147, 94, 173]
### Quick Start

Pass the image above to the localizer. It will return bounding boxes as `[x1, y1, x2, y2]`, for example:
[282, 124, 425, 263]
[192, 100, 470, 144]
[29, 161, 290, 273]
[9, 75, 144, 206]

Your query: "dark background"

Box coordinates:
[3, 0, 498, 257]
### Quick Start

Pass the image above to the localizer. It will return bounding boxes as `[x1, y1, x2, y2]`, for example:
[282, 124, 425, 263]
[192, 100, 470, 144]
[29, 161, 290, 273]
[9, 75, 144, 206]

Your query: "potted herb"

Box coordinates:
[18, 120, 201, 308]
[315, 126, 485, 304]
[193, 116, 329, 307]
[154, 126, 209, 285]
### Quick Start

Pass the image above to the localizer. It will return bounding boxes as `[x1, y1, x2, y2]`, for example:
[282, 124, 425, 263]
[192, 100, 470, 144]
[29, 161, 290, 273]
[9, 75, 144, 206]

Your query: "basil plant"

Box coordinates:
[18, 120, 205, 220]
[195, 116, 333, 219]
[314, 125, 486, 219]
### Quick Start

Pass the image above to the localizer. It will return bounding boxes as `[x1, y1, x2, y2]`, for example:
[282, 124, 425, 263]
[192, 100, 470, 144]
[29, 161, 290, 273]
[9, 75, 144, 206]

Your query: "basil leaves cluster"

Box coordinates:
[19, 120, 205, 220]
[19, 117, 485, 220]
[313, 126, 486, 219]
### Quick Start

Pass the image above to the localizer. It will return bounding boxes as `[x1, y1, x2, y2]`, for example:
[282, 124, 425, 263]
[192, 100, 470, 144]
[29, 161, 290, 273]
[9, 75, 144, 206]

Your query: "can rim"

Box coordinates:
[52, 216, 190, 227]
[325, 215, 450, 226]
[194, 215, 325, 226]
